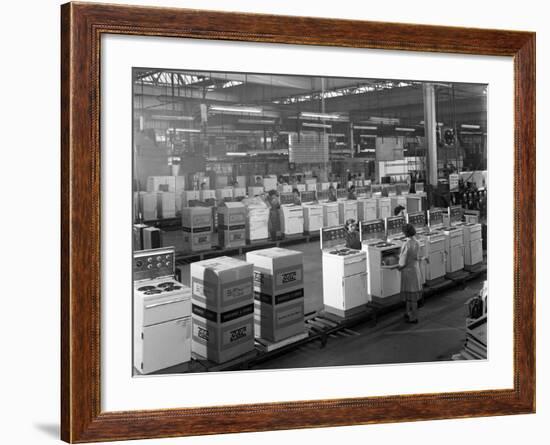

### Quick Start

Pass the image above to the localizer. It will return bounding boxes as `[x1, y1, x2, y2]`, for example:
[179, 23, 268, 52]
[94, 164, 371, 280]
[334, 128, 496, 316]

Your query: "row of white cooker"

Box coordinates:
[321, 206, 484, 318]
[280, 189, 425, 237]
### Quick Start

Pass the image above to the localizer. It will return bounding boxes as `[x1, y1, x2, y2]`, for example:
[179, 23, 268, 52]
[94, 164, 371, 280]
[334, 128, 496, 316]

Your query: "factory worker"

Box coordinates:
[292, 188, 302, 205]
[394, 205, 405, 216]
[267, 190, 281, 241]
[328, 185, 337, 202]
[344, 218, 361, 250]
[347, 185, 357, 200]
[397, 223, 423, 323]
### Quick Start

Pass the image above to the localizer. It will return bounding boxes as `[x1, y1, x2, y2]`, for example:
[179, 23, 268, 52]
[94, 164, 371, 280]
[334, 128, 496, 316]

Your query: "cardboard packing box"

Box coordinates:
[181, 190, 200, 208]
[190, 257, 255, 363]
[181, 207, 212, 252]
[175, 176, 186, 193]
[218, 202, 246, 248]
[246, 248, 305, 342]
[262, 176, 277, 192]
[133, 223, 148, 251]
[146, 176, 176, 192]
[216, 188, 234, 202]
[139, 192, 158, 220]
[242, 199, 270, 242]
[157, 191, 176, 219]
[142, 226, 163, 249]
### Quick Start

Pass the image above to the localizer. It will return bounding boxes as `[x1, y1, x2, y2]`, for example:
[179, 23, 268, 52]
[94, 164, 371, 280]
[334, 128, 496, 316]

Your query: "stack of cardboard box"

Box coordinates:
[157, 191, 176, 218]
[218, 202, 247, 248]
[246, 248, 305, 342]
[139, 191, 158, 220]
[190, 257, 255, 363]
[182, 207, 212, 252]
[242, 197, 270, 243]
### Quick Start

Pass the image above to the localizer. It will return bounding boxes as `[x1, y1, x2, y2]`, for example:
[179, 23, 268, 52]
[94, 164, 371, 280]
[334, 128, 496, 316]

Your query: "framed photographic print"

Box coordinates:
[61, 2, 535, 442]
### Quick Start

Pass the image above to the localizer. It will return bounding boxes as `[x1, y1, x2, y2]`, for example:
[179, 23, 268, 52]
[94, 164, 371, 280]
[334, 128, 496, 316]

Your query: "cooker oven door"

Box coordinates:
[140, 316, 191, 374]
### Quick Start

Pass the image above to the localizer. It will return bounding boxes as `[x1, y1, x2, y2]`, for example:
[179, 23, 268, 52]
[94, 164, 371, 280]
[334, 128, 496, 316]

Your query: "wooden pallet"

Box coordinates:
[465, 262, 485, 272]
[255, 332, 310, 352]
[446, 269, 473, 283]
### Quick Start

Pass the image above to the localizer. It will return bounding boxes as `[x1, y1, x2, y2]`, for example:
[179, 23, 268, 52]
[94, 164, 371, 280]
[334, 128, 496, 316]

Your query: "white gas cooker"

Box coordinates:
[358, 219, 400, 300]
[302, 202, 323, 234]
[455, 222, 483, 266]
[133, 248, 192, 375]
[280, 205, 304, 236]
[338, 200, 358, 224]
[363, 239, 402, 300]
[321, 201, 340, 227]
[435, 225, 465, 273]
[320, 226, 369, 315]
[376, 197, 391, 219]
[356, 197, 377, 223]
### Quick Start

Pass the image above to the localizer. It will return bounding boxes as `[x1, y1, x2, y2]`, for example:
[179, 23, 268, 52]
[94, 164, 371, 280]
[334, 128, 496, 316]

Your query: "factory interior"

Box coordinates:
[132, 68, 488, 376]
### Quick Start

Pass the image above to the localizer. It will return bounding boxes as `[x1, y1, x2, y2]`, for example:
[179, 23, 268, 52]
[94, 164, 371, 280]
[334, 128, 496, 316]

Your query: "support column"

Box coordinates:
[423, 83, 438, 187]
[349, 123, 354, 158]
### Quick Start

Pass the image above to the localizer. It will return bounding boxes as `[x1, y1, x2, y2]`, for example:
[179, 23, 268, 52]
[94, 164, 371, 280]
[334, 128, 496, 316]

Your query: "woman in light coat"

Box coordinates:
[267, 190, 281, 241]
[397, 223, 423, 323]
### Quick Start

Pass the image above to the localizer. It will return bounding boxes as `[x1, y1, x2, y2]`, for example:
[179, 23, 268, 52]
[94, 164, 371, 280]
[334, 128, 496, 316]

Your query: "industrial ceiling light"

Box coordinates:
[461, 124, 481, 129]
[167, 128, 201, 133]
[210, 105, 263, 114]
[419, 121, 444, 126]
[395, 127, 415, 132]
[328, 133, 346, 137]
[152, 115, 194, 121]
[237, 119, 276, 125]
[369, 116, 400, 125]
[300, 112, 346, 121]
[353, 125, 377, 130]
[360, 134, 377, 138]
[302, 122, 332, 129]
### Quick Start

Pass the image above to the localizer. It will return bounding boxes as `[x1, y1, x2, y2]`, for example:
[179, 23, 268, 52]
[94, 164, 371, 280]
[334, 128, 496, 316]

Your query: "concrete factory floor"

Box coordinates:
[166, 233, 485, 368]
[252, 276, 484, 370]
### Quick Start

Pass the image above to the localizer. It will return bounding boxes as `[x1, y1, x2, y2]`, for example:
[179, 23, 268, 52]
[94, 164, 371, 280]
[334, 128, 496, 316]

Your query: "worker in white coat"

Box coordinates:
[397, 223, 423, 323]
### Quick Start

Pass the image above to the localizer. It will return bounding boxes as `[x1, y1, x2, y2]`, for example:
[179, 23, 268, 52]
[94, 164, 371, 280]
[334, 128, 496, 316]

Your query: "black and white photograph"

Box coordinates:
[132, 68, 488, 376]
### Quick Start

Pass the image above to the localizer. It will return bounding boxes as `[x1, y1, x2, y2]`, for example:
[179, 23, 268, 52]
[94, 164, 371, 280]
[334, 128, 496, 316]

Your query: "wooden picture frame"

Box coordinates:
[61, 2, 535, 442]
